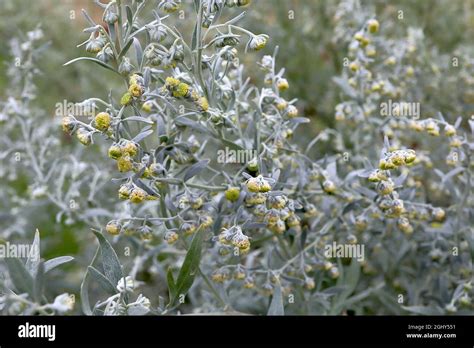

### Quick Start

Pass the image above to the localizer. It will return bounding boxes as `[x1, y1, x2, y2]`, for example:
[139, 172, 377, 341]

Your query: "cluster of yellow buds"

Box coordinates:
[322, 261, 340, 279]
[118, 183, 157, 203]
[108, 140, 139, 172]
[376, 178, 395, 196]
[264, 196, 302, 234]
[245, 192, 267, 206]
[177, 194, 204, 210]
[211, 269, 230, 283]
[379, 149, 416, 170]
[199, 215, 214, 229]
[378, 196, 405, 217]
[181, 222, 198, 236]
[217, 226, 250, 254]
[162, 76, 209, 112]
[121, 74, 145, 106]
[245, 175, 272, 193]
[308, 166, 338, 194]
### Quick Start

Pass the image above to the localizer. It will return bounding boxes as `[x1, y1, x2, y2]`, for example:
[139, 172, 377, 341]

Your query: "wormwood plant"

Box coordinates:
[57, 0, 474, 315]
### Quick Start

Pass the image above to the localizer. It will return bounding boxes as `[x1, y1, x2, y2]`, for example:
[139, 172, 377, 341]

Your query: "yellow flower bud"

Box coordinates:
[117, 156, 133, 172]
[106, 220, 121, 235]
[197, 96, 209, 112]
[172, 82, 190, 98]
[122, 141, 138, 156]
[164, 231, 179, 244]
[108, 144, 123, 159]
[120, 92, 133, 106]
[367, 19, 379, 33]
[225, 187, 241, 202]
[444, 124, 456, 137]
[129, 187, 147, 203]
[94, 112, 111, 131]
[277, 78, 289, 91]
[128, 83, 143, 98]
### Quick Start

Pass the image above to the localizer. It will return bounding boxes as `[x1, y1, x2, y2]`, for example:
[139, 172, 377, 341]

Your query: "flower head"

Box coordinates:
[248, 34, 269, 51]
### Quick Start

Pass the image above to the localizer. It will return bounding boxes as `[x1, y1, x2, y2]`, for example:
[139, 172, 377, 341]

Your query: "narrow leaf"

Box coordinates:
[25, 229, 40, 276]
[63, 57, 120, 76]
[88, 266, 118, 295]
[92, 231, 123, 285]
[167, 268, 177, 300]
[183, 159, 209, 182]
[267, 280, 284, 315]
[5, 258, 34, 298]
[118, 38, 133, 60]
[171, 229, 204, 305]
[44, 256, 74, 273]
[132, 128, 154, 143]
[81, 247, 100, 315]
[33, 262, 45, 303]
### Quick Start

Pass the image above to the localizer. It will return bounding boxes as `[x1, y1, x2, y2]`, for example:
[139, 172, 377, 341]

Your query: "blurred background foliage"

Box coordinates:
[2, 0, 474, 124]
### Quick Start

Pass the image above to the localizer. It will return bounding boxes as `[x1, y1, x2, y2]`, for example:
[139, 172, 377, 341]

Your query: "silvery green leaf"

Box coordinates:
[25, 229, 40, 276]
[442, 167, 465, 184]
[133, 179, 160, 197]
[218, 138, 245, 152]
[63, 57, 120, 76]
[326, 161, 337, 178]
[267, 191, 285, 196]
[267, 281, 284, 315]
[393, 171, 408, 186]
[184, 159, 209, 182]
[402, 305, 444, 315]
[33, 262, 45, 303]
[44, 256, 74, 273]
[88, 266, 117, 295]
[132, 128, 154, 143]
[124, 116, 154, 124]
[452, 283, 465, 301]
[330, 259, 360, 314]
[342, 200, 362, 215]
[167, 267, 177, 300]
[92, 230, 123, 285]
[321, 286, 346, 296]
[288, 117, 310, 124]
[469, 120, 474, 136]
[175, 116, 208, 133]
[169, 228, 204, 306]
[127, 302, 150, 316]
[191, 21, 198, 51]
[133, 37, 143, 68]
[454, 116, 462, 128]
[81, 247, 100, 315]
[118, 38, 133, 60]
[81, 9, 97, 26]
[5, 258, 35, 298]
[126, 5, 133, 30]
